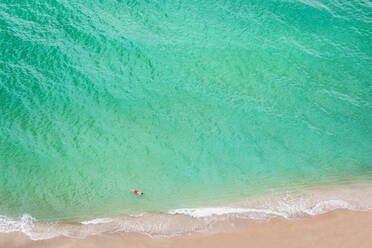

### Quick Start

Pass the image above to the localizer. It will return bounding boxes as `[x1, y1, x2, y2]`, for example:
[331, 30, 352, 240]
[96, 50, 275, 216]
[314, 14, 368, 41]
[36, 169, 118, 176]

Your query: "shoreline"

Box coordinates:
[0, 183, 371, 241]
[0, 183, 371, 247]
[1, 209, 372, 248]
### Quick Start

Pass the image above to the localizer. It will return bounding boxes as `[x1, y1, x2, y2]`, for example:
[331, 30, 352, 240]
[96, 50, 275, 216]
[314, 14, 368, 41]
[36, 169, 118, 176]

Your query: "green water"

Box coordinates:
[0, 0, 371, 221]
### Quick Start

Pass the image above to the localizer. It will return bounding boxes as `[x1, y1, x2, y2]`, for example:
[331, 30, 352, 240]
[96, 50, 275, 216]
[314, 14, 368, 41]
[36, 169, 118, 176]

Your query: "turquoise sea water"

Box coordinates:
[1, 0, 372, 223]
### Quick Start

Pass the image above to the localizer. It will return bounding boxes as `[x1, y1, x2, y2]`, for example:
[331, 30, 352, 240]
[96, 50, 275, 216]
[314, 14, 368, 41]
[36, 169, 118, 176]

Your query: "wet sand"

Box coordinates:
[1, 209, 371, 248]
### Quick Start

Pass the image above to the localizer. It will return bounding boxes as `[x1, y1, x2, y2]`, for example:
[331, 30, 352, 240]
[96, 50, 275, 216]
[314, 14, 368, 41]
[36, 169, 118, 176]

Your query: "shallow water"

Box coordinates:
[1, 0, 372, 223]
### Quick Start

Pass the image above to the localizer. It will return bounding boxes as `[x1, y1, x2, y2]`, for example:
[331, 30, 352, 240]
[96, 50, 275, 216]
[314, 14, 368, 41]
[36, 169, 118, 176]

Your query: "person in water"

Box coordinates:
[130, 189, 143, 195]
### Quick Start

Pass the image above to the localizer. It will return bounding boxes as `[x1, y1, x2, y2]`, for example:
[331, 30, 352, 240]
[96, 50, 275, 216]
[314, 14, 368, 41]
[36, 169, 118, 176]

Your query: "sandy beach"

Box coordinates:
[1, 209, 371, 248]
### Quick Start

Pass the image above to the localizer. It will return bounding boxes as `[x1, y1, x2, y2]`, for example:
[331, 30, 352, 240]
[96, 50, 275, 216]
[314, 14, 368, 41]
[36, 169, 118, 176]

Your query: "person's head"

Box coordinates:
[140, 192, 143, 195]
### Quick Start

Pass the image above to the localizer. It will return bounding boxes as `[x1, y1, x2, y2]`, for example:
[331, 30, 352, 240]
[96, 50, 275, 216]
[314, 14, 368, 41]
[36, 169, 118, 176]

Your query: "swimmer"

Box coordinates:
[130, 188, 143, 196]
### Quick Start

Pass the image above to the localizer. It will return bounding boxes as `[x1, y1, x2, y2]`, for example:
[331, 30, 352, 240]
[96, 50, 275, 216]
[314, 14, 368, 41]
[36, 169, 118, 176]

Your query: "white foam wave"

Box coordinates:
[0, 214, 34, 234]
[0, 214, 58, 240]
[81, 218, 113, 225]
[168, 207, 285, 218]
[304, 200, 356, 216]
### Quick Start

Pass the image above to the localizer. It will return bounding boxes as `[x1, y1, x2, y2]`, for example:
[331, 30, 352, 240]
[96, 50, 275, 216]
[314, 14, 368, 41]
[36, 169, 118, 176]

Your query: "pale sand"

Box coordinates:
[1, 209, 371, 248]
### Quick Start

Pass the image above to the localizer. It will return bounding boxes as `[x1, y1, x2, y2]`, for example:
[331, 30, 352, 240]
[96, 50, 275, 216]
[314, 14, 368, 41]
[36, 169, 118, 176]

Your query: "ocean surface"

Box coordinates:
[1, 0, 372, 239]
